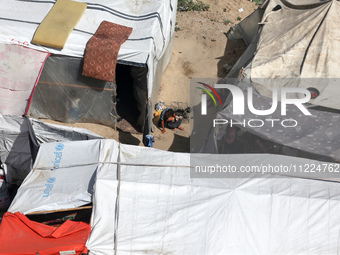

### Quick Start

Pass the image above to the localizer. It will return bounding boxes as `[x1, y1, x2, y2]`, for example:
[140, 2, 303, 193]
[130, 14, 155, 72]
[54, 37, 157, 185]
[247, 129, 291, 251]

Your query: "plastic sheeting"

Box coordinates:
[0, 114, 101, 184]
[0, 44, 49, 116]
[28, 55, 117, 127]
[0, 114, 33, 184]
[30, 118, 102, 144]
[225, 8, 264, 46]
[8, 140, 107, 214]
[199, 79, 340, 162]
[0, 0, 177, 99]
[250, 0, 340, 110]
[8, 139, 340, 254]
[0, 212, 91, 255]
[224, 8, 264, 79]
[88, 141, 340, 255]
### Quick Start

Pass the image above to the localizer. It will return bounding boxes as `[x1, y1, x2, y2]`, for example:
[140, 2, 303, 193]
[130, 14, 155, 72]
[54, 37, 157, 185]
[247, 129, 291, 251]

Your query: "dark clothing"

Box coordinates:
[158, 109, 182, 129]
[160, 108, 171, 121]
[165, 118, 182, 129]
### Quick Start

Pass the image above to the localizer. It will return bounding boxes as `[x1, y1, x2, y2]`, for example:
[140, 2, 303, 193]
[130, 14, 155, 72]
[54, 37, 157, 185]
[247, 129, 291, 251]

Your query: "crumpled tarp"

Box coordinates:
[0, 212, 90, 255]
[0, 114, 101, 184]
[250, 0, 340, 110]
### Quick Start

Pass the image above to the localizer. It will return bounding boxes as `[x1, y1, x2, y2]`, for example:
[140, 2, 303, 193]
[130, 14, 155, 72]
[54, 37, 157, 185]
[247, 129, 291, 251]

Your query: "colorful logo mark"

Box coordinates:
[196, 82, 222, 106]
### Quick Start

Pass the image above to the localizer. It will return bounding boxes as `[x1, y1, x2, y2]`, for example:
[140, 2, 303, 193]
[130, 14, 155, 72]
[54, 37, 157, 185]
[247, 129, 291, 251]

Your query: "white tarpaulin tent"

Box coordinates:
[195, 0, 340, 157]
[0, 0, 176, 102]
[225, 0, 340, 111]
[8, 139, 108, 214]
[8, 139, 340, 254]
[0, 114, 101, 184]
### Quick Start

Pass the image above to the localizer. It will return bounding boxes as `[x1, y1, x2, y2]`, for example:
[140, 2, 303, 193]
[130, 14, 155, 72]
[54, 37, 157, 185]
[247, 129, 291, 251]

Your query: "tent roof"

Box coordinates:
[0, 114, 102, 184]
[8, 139, 340, 254]
[250, 0, 340, 110]
[0, 0, 177, 99]
[0, 0, 175, 65]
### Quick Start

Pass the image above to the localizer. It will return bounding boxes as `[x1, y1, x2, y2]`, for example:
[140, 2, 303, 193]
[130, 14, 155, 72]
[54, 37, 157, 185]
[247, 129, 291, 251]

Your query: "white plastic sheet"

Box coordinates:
[8, 139, 115, 214]
[0, 114, 102, 184]
[250, 0, 340, 110]
[0, 0, 177, 98]
[87, 141, 340, 255]
[9, 139, 340, 254]
[0, 44, 48, 116]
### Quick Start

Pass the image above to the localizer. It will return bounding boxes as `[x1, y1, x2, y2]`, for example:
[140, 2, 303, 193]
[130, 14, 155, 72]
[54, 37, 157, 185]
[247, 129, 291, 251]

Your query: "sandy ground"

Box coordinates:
[43, 0, 258, 152]
[159, 0, 257, 104]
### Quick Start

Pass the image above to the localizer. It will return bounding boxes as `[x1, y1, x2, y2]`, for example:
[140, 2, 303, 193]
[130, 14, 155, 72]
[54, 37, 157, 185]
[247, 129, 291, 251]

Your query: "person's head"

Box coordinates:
[165, 109, 174, 119]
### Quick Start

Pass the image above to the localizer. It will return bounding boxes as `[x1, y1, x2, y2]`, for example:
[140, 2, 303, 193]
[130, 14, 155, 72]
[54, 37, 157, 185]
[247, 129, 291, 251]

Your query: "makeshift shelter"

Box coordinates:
[0, 114, 101, 185]
[7, 139, 340, 254]
[0, 0, 177, 132]
[194, 0, 340, 157]
[226, 0, 340, 111]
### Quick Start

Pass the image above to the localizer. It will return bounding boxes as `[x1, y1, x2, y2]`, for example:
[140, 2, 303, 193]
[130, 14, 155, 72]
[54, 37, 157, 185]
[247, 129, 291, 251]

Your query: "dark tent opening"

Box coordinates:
[115, 63, 148, 133]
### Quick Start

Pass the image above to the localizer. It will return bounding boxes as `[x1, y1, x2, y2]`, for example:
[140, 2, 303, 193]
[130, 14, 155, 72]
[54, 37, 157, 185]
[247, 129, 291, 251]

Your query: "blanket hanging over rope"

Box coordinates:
[82, 21, 133, 82]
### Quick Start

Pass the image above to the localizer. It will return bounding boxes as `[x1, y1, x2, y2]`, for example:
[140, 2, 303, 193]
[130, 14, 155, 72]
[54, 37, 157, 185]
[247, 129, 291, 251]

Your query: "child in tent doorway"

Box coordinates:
[158, 108, 184, 134]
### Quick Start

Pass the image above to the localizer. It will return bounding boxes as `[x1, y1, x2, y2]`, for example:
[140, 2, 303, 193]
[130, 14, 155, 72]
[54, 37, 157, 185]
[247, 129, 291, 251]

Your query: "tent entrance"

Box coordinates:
[26, 204, 92, 226]
[115, 64, 148, 133]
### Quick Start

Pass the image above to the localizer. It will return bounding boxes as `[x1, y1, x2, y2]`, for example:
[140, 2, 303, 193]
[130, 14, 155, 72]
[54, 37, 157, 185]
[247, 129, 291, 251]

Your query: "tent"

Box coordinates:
[193, 0, 340, 158]
[7, 139, 340, 254]
[0, 0, 177, 133]
[226, 0, 340, 110]
[0, 114, 102, 184]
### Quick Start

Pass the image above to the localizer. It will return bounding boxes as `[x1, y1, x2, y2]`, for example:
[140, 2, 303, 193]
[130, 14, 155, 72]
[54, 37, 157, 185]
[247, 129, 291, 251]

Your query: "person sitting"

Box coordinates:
[158, 108, 184, 134]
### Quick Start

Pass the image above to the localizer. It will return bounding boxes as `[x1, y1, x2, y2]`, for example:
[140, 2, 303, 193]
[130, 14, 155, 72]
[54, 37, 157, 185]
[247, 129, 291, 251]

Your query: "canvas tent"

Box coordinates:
[194, 0, 340, 157]
[7, 139, 340, 254]
[251, 0, 340, 110]
[226, 0, 340, 110]
[0, 0, 177, 133]
[0, 114, 101, 184]
[196, 77, 340, 161]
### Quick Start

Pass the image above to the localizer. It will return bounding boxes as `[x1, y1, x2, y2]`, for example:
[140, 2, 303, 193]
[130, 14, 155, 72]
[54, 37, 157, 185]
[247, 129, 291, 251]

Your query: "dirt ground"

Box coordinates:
[44, 0, 258, 152]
